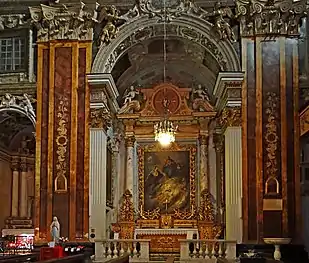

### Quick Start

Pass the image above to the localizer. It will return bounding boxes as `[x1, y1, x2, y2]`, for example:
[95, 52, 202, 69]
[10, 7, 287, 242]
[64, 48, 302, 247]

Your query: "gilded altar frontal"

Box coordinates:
[0, 0, 309, 261]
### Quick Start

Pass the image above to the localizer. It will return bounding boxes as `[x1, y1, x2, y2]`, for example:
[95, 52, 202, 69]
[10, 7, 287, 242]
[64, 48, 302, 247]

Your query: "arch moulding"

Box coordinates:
[0, 93, 36, 127]
[92, 10, 241, 74]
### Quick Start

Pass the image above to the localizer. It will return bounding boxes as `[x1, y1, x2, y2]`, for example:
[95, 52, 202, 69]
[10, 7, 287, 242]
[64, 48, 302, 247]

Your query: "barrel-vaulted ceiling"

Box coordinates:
[112, 37, 221, 102]
[91, 0, 240, 105]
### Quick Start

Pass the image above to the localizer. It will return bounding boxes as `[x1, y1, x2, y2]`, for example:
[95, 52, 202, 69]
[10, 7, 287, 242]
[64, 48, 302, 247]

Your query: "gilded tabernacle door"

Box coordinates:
[137, 143, 197, 228]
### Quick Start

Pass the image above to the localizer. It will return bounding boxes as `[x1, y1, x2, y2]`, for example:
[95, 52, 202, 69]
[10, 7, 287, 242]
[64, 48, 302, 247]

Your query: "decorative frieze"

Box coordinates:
[0, 14, 27, 30]
[236, 0, 307, 37]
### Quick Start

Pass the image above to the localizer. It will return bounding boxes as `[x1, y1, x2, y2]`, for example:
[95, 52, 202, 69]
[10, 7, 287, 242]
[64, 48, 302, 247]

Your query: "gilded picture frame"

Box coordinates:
[138, 143, 197, 218]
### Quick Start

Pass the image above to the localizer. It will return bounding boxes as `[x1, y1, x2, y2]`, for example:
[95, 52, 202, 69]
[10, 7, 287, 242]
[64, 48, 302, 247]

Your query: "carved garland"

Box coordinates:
[137, 143, 197, 220]
[264, 92, 279, 195]
[54, 96, 69, 193]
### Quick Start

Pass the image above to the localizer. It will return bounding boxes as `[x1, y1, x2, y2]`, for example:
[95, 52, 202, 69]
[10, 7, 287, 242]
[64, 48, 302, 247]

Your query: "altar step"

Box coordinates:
[149, 253, 180, 262]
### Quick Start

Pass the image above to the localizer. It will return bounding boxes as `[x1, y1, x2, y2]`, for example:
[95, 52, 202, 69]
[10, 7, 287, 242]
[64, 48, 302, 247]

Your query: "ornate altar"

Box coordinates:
[115, 83, 223, 254]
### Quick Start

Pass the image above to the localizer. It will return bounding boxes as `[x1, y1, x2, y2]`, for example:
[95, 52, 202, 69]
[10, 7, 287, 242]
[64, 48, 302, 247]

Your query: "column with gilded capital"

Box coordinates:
[29, 2, 95, 241]
[11, 156, 20, 218]
[236, 0, 304, 242]
[221, 108, 242, 243]
[125, 136, 135, 194]
[213, 72, 244, 243]
[89, 107, 110, 243]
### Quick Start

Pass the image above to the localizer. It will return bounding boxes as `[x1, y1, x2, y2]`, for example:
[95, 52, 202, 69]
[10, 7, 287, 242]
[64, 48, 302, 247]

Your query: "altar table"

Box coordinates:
[135, 228, 198, 253]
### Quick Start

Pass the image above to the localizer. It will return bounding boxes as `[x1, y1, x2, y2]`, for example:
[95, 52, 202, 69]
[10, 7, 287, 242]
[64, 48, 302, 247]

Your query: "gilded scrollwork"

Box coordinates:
[55, 96, 69, 193]
[198, 189, 215, 222]
[119, 190, 134, 222]
[137, 143, 197, 219]
[264, 92, 279, 191]
[90, 107, 112, 130]
[236, 0, 307, 37]
[218, 106, 241, 130]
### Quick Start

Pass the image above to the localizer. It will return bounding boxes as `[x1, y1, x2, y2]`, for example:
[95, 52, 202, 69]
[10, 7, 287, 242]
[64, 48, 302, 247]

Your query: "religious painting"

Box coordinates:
[138, 143, 196, 216]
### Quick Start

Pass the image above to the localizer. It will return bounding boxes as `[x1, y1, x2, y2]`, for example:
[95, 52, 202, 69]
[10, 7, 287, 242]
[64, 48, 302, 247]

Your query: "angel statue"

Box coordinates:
[50, 216, 60, 242]
[98, 5, 120, 46]
[193, 84, 210, 101]
[208, 1, 236, 42]
[118, 85, 141, 114]
[123, 85, 139, 105]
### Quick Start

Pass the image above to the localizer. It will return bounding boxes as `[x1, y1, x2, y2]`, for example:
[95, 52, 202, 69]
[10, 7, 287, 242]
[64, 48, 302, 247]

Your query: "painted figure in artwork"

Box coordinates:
[144, 151, 190, 213]
[50, 216, 60, 242]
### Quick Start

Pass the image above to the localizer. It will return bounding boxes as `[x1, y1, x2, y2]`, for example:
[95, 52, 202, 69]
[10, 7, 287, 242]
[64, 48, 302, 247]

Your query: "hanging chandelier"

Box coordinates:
[153, 0, 177, 146]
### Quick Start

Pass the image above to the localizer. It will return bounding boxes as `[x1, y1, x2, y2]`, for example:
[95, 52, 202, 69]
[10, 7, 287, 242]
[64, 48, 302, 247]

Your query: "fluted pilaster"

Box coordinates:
[225, 127, 242, 243]
[89, 128, 107, 239]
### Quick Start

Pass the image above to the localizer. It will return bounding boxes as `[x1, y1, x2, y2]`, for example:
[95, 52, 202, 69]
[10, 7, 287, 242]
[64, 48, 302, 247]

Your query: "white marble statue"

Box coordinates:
[50, 216, 60, 242]
[123, 85, 139, 105]
[193, 84, 210, 101]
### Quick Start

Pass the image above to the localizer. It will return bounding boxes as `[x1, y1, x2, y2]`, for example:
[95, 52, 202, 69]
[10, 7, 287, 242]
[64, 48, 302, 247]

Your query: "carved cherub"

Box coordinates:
[207, 1, 236, 42]
[193, 84, 210, 101]
[1, 93, 16, 107]
[123, 85, 140, 105]
[98, 5, 120, 46]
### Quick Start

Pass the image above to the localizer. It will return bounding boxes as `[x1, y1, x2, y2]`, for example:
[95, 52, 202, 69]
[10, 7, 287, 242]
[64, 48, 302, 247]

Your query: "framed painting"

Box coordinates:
[138, 143, 197, 217]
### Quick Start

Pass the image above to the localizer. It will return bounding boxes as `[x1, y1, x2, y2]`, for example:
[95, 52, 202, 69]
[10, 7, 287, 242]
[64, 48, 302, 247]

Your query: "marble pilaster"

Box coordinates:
[89, 128, 107, 239]
[225, 126, 242, 243]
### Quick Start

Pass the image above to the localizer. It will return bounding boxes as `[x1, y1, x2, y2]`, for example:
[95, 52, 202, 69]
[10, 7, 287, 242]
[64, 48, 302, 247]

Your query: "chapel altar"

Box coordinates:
[112, 83, 225, 254]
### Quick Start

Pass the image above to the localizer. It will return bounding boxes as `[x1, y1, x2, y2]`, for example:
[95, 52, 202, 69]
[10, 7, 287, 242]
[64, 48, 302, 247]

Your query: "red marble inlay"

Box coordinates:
[76, 48, 86, 237]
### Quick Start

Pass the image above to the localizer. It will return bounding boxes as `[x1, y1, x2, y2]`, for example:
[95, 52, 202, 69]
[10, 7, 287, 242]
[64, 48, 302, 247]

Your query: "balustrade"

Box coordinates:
[95, 239, 236, 262]
[180, 239, 237, 261]
[95, 239, 150, 262]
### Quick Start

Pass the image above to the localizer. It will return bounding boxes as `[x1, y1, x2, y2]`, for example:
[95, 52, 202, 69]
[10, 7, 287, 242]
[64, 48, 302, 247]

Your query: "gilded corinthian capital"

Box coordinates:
[218, 107, 241, 130]
[236, 0, 307, 37]
[90, 107, 112, 130]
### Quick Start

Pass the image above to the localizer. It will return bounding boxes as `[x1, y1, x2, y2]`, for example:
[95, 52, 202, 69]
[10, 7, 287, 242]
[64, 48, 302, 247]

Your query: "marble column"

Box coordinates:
[19, 157, 28, 218]
[225, 126, 242, 243]
[89, 128, 107, 240]
[214, 134, 225, 222]
[11, 157, 19, 218]
[199, 135, 209, 194]
[125, 136, 135, 194]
